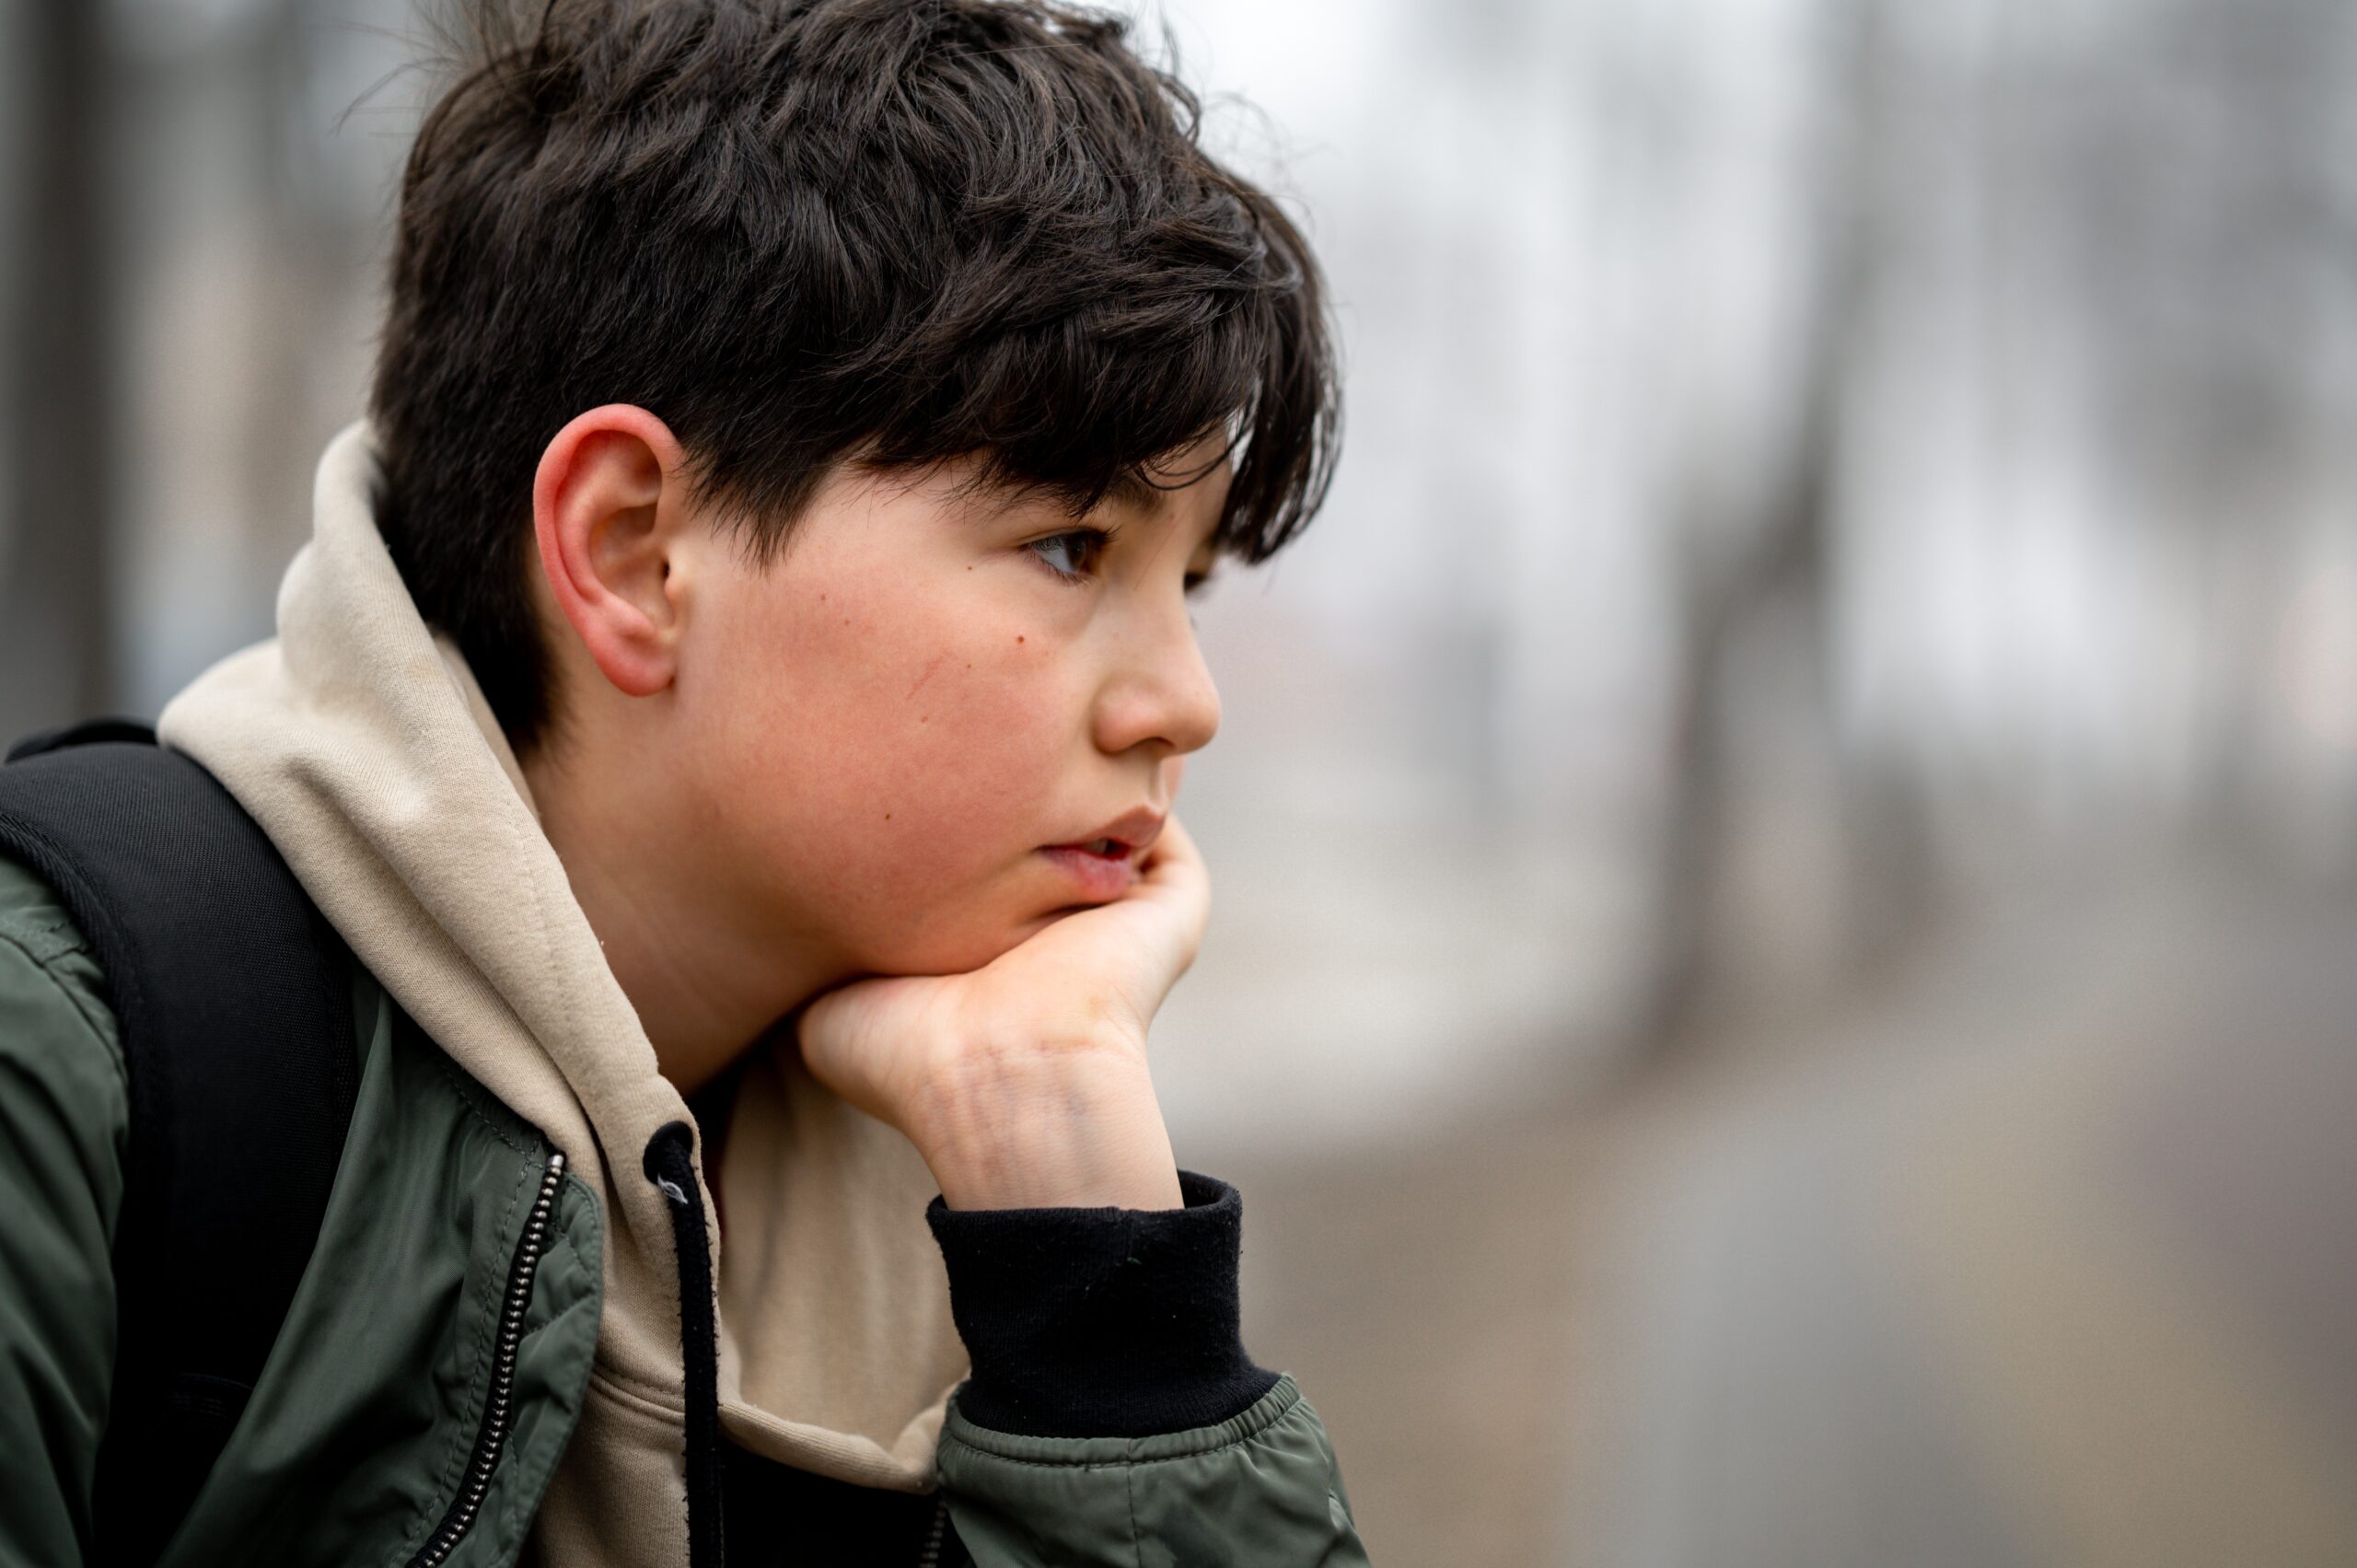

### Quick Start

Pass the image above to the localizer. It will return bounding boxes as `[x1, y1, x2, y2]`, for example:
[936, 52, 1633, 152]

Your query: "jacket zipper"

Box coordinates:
[915, 1494, 949, 1566]
[405, 1149, 569, 1568]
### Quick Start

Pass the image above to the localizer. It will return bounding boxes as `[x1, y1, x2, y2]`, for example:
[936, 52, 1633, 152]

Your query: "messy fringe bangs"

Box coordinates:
[374, 0, 1341, 749]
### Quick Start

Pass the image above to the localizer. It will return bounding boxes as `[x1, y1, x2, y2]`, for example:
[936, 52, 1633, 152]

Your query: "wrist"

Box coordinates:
[906, 1031, 1182, 1211]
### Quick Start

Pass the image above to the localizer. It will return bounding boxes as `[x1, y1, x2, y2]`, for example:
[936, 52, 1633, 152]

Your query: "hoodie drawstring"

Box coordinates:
[645, 1121, 726, 1568]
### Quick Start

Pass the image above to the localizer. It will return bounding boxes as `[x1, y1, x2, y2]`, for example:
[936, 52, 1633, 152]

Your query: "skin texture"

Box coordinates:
[520, 404, 1227, 1209]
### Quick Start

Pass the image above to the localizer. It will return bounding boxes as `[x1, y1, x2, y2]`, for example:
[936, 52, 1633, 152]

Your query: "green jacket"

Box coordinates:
[0, 854, 1367, 1567]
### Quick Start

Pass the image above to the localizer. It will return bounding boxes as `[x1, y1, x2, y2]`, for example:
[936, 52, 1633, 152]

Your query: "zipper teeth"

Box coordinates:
[407, 1150, 568, 1568]
[916, 1493, 948, 1567]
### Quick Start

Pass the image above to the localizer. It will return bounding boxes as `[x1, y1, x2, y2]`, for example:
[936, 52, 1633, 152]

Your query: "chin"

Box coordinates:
[852, 909, 1039, 980]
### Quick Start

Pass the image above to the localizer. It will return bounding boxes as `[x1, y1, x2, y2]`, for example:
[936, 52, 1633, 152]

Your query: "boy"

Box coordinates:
[0, 0, 1362, 1563]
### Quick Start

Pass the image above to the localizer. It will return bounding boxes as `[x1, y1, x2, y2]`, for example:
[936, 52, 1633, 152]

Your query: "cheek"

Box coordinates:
[680, 570, 1082, 955]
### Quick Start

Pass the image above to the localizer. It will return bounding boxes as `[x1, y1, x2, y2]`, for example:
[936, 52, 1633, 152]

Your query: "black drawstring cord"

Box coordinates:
[645, 1120, 726, 1568]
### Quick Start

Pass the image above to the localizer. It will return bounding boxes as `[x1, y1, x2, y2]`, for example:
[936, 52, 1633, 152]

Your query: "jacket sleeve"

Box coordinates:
[925, 1171, 1370, 1565]
[0, 862, 127, 1568]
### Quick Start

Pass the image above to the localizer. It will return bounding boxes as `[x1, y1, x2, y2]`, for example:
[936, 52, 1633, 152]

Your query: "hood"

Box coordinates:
[157, 418, 968, 1565]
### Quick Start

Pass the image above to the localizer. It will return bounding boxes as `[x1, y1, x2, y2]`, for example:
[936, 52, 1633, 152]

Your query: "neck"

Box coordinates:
[521, 726, 830, 1097]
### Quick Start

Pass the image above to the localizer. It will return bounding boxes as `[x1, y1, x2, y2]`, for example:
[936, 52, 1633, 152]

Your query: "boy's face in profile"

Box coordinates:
[665, 430, 1229, 981]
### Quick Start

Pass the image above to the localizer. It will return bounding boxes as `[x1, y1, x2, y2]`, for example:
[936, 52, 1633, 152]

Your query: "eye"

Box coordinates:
[1027, 526, 1114, 584]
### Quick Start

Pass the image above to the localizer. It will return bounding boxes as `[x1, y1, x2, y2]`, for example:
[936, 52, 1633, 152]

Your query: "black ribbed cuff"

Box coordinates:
[924, 1169, 1281, 1439]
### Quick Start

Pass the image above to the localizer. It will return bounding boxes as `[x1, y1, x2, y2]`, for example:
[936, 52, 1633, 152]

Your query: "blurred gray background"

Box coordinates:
[5, 0, 2355, 1562]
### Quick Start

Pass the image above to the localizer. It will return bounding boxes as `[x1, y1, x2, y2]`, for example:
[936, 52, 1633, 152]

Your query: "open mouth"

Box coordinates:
[1038, 840, 1138, 897]
[1048, 807, 1166, 863]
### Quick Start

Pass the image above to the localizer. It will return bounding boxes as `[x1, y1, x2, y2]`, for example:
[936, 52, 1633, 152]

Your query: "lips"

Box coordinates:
[1038, 806, 1164, 900]
[1036, 843, 1139, 900]
[1046, 806, 1166, 859]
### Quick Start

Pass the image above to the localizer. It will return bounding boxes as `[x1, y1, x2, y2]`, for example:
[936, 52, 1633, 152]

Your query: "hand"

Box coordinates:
[795, 813, 1211, 1211]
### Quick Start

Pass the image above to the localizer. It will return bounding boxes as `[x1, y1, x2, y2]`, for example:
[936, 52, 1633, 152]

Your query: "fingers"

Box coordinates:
[1136, 810, 1207, 901]
[1141, 807, 1201, 875]
[1129, 810, 1210, 960]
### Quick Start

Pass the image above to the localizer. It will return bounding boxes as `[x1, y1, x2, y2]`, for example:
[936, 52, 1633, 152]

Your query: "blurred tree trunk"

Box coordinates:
[2, 0, 117, 738]
[1636, 0, 1930, 1047]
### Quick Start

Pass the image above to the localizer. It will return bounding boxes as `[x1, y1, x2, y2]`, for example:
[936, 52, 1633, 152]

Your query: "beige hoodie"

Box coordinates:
[157, 419, 970, 1565]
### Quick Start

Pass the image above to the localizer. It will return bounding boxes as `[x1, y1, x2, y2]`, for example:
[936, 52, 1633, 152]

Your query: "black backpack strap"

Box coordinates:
[0, 719, 359, 1566]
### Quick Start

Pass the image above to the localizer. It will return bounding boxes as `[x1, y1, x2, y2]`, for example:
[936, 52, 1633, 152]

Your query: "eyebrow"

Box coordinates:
[1101, 474, 1225, 587]
[1105, 467, 1227, 559]
[1101, 469, 1163, 514]
[999, 463, 1223, 554]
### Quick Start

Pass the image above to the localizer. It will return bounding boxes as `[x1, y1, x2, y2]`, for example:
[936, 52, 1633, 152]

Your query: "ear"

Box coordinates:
[532, 405, 696, 699]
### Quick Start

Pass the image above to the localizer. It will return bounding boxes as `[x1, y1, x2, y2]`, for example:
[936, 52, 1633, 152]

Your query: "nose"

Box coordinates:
[1092, 599, 1222, 760]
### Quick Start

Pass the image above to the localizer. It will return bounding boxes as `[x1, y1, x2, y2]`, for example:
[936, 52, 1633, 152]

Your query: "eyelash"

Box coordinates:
[1027, 525, 1119, 585]
[1027, 524, 1216, 598]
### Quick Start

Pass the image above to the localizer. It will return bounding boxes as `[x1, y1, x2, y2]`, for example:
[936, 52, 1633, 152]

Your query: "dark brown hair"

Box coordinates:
[368, 0, 1341, 754]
